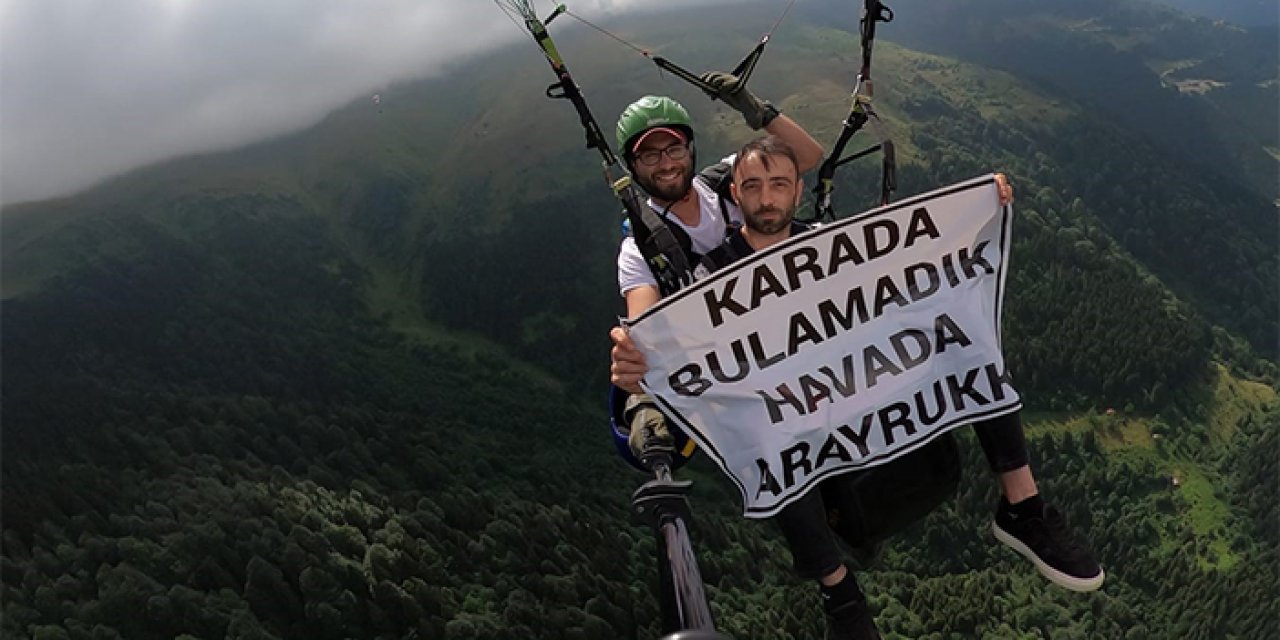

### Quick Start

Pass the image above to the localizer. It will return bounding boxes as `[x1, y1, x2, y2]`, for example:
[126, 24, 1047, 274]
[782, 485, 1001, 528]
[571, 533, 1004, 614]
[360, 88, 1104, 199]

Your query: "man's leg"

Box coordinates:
[974, 411, 1105, 592]
[773, 490, 880, 639]
[998, 463, 1038, 503]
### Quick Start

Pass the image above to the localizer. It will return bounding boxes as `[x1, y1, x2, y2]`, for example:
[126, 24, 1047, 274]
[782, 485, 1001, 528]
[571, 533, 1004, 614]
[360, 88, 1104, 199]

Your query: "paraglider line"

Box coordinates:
[563, 9, 652, 58]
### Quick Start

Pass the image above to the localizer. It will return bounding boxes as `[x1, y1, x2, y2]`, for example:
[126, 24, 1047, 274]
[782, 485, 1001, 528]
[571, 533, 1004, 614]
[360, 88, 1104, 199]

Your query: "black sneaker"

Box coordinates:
[821, 580, 881, 640]
[993, 498, 1105, 592]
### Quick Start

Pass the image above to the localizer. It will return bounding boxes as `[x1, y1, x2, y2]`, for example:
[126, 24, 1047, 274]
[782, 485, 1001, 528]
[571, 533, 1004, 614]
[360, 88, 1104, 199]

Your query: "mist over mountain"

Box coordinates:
[3, 1, 1276, 638]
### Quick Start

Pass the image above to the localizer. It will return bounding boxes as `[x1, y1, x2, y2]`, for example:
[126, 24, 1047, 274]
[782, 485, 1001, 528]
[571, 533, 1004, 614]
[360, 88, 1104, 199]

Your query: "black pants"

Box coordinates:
[775, 410, 1030, 579]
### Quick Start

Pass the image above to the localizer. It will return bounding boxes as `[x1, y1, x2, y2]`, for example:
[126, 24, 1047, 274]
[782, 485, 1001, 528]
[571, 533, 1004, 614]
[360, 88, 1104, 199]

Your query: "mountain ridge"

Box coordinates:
[3, 2, 1277, 637]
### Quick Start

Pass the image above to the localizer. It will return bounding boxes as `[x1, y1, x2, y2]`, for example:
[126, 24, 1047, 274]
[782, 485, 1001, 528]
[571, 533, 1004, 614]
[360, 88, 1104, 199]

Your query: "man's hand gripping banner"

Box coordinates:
[626, 175, 1020, 518]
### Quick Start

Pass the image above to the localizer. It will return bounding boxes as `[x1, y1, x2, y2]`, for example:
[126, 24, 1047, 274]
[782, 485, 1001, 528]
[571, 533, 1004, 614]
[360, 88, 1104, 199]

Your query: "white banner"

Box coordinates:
[626, 175, 1021, 518]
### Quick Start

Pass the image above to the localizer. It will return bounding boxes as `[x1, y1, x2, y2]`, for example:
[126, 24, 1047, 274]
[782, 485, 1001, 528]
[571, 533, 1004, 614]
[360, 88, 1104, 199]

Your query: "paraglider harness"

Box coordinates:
[495, 2, 699, 298]
[813, 0, 899, 218]
[497, 3, 728, 636]
[499, 1, 958, 637]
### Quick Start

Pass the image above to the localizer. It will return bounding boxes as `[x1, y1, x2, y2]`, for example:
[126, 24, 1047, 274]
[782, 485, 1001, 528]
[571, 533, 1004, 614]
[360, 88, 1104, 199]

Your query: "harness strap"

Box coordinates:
[520, 12, 696, 295]
[652, 38, 767, 100]
[647, 0, 798, 99]
[812, 0, 897, 220]
[698, 160, 736, 223]
[624, 167, 739, 294]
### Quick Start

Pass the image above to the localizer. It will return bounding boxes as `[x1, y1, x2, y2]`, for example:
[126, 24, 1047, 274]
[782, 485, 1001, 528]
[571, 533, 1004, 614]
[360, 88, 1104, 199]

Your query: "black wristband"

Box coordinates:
[760, 102, 781, 128]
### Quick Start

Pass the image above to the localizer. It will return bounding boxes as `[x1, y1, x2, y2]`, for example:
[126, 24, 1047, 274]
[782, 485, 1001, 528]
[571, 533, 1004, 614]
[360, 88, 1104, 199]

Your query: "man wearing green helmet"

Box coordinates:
[611, 76, 886, 639]
[613, 74, 823, 318]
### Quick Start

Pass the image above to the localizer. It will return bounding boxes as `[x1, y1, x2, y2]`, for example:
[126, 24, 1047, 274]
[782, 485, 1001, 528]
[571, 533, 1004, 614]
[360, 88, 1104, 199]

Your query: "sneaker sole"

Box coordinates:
[992, 522, 1105, 592]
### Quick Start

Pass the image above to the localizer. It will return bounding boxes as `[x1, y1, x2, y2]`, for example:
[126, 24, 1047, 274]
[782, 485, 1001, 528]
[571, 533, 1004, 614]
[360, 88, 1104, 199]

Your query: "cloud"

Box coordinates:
[0, 0, 743, 206]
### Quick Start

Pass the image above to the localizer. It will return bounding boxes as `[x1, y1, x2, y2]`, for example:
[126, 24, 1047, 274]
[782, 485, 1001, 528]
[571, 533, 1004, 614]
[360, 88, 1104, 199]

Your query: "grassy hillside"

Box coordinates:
[832, 0, 1278, 197]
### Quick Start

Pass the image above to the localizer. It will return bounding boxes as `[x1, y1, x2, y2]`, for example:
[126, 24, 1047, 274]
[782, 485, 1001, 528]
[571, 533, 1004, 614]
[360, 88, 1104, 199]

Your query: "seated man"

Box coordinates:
[613, 134, 1104, 638]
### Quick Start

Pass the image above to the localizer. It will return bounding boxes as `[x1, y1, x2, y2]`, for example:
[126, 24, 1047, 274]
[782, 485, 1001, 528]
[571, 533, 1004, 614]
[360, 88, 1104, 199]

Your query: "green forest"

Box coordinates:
[3, 1, 1276, 638]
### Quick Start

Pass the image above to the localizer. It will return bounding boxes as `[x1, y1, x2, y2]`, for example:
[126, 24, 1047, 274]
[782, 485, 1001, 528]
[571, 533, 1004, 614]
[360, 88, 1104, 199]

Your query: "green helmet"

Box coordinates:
[615, 95, 695, 156]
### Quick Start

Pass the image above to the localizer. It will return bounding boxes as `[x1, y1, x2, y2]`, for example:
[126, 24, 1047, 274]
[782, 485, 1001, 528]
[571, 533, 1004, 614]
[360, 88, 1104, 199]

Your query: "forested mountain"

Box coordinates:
[3, 1, 1276, 638]
[1149, 0, 1278, 27]
[802, 0, 1279, 361]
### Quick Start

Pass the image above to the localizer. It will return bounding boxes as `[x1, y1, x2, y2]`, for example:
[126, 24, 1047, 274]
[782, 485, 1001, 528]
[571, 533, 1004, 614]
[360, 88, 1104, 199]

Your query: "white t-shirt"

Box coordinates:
[617, 159, 743, 296]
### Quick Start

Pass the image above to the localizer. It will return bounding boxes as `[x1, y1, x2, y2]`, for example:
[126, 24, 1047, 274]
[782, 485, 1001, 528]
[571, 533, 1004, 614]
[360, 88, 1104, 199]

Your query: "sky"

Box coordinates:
[0, 0, 736, 207]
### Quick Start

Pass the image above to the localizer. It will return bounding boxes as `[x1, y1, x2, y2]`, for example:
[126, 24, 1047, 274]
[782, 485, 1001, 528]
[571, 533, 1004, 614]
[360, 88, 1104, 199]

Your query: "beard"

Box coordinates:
[637, 163, 695, 204]
[743, 204, 794, 235]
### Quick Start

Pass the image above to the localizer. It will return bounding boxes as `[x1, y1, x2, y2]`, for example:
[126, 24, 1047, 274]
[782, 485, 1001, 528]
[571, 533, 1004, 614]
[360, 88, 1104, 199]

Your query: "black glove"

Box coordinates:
[624, 393, 674, 462]
[701, 71, 780, 130]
